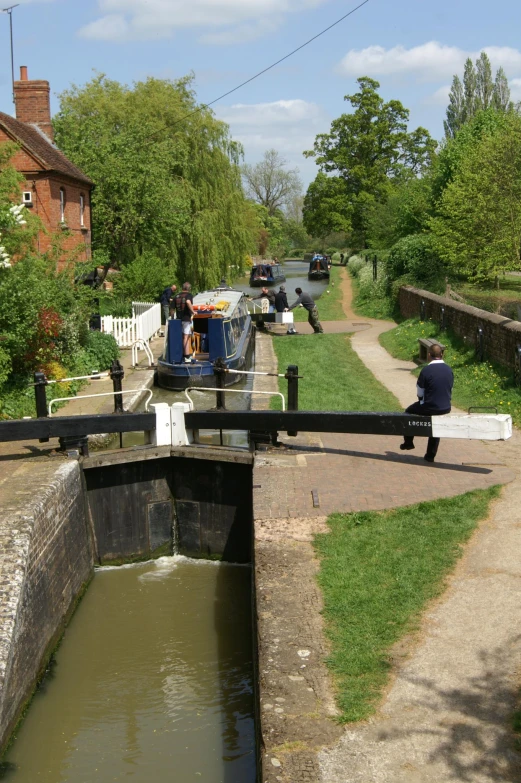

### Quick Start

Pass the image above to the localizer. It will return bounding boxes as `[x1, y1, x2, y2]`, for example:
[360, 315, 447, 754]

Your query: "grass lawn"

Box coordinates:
[292, 267, 345, 322]
[380, 318, 521, 427]
[349, 274, 396, 320]
[270, 333, 401, 412]
[315, 486, 500, 723]
[458, 276, 521, 319]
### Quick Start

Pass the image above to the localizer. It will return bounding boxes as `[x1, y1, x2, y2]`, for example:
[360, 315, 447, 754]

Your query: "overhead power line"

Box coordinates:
[141, 0, 371, 145]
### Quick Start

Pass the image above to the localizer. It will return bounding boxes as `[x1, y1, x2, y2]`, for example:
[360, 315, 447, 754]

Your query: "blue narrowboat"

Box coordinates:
[308, 255, 330, 280]
[157, 287, 253, 390]
[249, 262, 286, 287]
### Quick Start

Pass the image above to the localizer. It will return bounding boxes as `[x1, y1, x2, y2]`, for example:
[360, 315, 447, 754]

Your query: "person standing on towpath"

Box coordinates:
[160, 284, 177, 323]
[274, 285, 288, 313]
[286, 287, 324, 333]
[400, 342, 454, 463]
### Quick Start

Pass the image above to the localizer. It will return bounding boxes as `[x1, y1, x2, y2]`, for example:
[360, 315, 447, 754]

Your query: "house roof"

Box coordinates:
[0, 111, 93, 186]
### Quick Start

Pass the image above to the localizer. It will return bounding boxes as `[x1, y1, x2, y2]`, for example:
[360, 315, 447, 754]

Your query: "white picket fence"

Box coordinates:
[101, 301, 161, 348]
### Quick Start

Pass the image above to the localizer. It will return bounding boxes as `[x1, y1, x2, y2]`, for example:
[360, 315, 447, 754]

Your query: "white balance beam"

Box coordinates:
[431, 414, 512, 441]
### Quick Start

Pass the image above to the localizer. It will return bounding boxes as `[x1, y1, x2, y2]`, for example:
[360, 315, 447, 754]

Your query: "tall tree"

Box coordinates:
[54, 75, 255, 287]
[444, 76, 465, 139]
[302, 173, 352, 240]
[431, 114, 521, 282]
[304, 77, 435, 246]
[242, 150, 302, 216]
[462, 58, 477, 124]
[475, 51, 494, 111]
[492, 67, 511, 110]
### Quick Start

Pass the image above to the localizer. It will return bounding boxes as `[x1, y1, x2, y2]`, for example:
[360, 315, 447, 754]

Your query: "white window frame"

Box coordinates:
[60, 187, 66, 224]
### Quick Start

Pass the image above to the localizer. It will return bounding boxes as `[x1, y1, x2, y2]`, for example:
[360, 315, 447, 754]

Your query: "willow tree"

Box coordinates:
[53, 75, 255, 287]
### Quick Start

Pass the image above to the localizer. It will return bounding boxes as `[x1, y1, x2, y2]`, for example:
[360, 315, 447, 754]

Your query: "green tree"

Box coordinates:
[431, 114, 521, 282]
[302, 173, 352, 241]
[53, 74, 255, 287]
[476, 52, 494, 111]
[304, 78, 435, 246]
[463, 58, 478, 124]
[366, 175, 434, 249]
[492, 67, 511, 111]
[444, 76, 465, 140]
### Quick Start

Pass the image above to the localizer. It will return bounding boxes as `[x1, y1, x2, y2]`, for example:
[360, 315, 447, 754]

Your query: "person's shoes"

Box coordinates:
[424, 454, 435, 463]
[184, 356, 193, 363]
[400, 443, 415, 451]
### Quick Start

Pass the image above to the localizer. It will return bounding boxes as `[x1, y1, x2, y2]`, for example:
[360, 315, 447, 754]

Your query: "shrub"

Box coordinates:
[0, 345, 11, 387]
[347, 255, 366, 276]
[114, 252, 176, 303]
[386, 234, 445, 292]
[83, 331, 120, 370]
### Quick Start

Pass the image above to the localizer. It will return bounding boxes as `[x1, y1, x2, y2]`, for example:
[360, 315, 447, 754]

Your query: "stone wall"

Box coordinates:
[0, 460, 93, 751]
[399, 286, 521, 370]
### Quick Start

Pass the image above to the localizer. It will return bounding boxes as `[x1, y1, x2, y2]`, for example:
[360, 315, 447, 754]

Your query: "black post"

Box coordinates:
[420, 299, 426, 321]
[213, 357, 227, 411]
[285, 364, 299, 437]
[440, 306, 446, 332]
[34, 371, 49, 443]
[110, 359, 125, 413]
[515, 345, 521, 387]
[476, 327, 484, 362]
[372, 255, 378, 281]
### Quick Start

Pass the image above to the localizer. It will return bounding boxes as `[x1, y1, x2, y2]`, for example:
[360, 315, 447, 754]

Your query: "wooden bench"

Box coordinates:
[418, 337, 446, 362]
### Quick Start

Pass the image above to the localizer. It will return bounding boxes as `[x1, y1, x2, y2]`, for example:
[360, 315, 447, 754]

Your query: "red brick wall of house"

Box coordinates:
[0, 128, 92, 266]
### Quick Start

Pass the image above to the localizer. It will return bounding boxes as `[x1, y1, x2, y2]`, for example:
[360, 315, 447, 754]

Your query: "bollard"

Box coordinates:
[476, 327, 485, 363]
[285, 364, 299, 437]
[440, 306, 446, 332]
[515, 345, 521, 387]
[34, 371, 49, 443]
[372, 256, 378, 282]
[213, 357, 227, 412]
[420, 299, 426, 321]
[110, 359, 125, 413]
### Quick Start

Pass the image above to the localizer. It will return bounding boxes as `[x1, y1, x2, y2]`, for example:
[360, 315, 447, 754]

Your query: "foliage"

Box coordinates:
[386, 234, 445, 292]
[53, 74, 255, 287]
[366, 174, 434, 250]
[82, 331, 119, 370]
[271, 332, 400, 412]
[252, 203, 309, 258]
[113, 251, 176, 302]
[380, 318, 521, 427]
[444, 52, 512, 139]
[242, 149, 302, 216]
[304, 77, 436, 246]
[302, 173, 352, 240]
[314, 488, 499, 722]
[431, 113, 521, 281]
[348, 255, 395, 319]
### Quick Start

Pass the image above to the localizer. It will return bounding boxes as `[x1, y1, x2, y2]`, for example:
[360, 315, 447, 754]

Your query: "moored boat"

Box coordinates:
[308, 255, 330, 280]
[249, 262, 286, 287]
[157, 287, 253, 390]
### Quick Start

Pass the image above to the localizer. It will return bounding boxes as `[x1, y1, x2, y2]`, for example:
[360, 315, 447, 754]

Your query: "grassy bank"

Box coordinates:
[315, 486, 500, 723]
[271, 333, 400, 412]
[380, 318, 521, 427]
[292, 267, 345, 322]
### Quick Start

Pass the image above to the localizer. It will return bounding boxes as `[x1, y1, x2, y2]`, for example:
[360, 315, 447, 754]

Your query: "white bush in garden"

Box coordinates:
[0, 204, 28, 268]
[347, 255, 365, 276]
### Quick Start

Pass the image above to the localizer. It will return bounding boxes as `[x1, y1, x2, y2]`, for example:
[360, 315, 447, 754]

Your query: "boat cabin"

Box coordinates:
[249, 262, 286, 287]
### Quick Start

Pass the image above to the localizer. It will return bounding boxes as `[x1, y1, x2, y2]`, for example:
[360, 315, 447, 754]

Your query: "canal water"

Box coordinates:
[234, 259, 328, 302]
[1, 557, 256, 782]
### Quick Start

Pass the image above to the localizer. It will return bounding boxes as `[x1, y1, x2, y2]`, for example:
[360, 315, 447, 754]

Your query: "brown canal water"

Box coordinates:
[1, 557, 256, 782]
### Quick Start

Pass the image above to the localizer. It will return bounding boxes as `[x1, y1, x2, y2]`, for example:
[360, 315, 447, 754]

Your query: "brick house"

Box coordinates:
[0, 66, 93, 265]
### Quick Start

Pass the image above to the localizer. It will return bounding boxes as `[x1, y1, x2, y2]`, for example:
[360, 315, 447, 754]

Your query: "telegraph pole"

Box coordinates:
[1, 4, 19, 105]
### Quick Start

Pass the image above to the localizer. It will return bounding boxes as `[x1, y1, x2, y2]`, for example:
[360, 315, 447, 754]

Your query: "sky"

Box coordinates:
[1, 0, 521, 187]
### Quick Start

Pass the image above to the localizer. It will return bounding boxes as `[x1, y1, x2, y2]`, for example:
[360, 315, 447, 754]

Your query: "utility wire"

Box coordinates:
[141, 0, 371, 144]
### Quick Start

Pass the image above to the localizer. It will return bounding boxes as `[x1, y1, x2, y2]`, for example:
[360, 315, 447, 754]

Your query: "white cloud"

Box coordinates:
[79, 0, 330, 43]
[216, 99, 328, 186]
[426, 85, 451, 106]
[511, 78, 521, 102]
[337, 41, 521, 82]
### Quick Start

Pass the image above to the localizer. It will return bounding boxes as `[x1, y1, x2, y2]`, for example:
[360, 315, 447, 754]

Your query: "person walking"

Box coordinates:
[250, 286, 276, 313]
[160, 284, 177, 323]
[274, 285, 288, 313]
[400, 343, 454, 462]
[174, 282, 195, 363]
[340, 252, 345, 266]
[286, 288, 324, 333]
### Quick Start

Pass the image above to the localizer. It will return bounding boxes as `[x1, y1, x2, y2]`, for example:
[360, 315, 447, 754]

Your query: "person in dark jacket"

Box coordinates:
[286, 288, 323, 333]
[250, 286, 276, 312]
[274, 285, 288, 313]
[160, 284, 177, 322]
[400, 343, 454, 462]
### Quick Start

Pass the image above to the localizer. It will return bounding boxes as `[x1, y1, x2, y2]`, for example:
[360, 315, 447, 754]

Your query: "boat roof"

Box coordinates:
[193, 287, 245, 313]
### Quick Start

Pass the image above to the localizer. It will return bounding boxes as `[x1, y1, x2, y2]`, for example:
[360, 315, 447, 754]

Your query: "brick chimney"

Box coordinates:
[14, 66, 54, 142]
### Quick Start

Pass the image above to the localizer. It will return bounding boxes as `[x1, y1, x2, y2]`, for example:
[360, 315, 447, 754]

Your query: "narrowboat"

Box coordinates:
[249, 262, 286, 287]
[157, 287, 253, 390]
[308, 255, 330, 281]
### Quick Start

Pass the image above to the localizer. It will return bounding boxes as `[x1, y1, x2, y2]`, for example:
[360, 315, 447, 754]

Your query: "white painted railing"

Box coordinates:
[101, 302, 161, 348]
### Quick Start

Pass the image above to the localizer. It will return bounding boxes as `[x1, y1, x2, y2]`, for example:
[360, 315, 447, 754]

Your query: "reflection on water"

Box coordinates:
[2, 557, 256, 783]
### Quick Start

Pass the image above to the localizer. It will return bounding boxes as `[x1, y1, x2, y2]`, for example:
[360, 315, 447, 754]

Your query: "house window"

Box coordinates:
[80, 194, 85, 227]
[60, 188, 66, 224]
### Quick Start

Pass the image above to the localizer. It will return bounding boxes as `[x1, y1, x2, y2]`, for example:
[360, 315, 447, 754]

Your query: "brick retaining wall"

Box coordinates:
[399, 286, 521, 370]
[0, 461, 93, 751]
